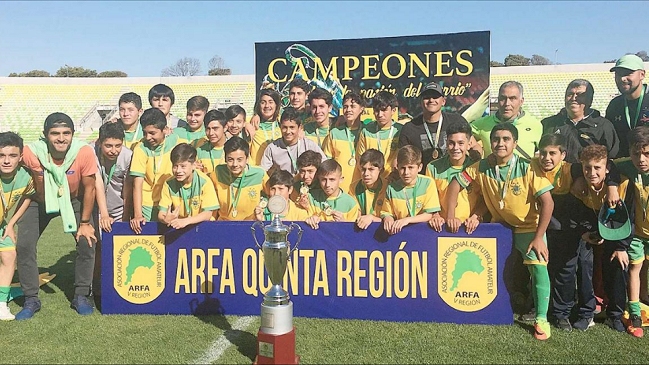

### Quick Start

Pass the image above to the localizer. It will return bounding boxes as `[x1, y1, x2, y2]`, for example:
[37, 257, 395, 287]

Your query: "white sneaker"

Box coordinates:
[0, 302, 15, 321]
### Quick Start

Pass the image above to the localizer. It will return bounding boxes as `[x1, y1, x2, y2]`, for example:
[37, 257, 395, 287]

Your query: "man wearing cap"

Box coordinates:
[606, 54, 648, 158]
[471, 81, 542, 160]
[15, 113, 98, 320]
[398, 82, 472, 173]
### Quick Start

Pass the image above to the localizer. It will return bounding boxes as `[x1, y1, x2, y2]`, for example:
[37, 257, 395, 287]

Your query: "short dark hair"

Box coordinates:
[99, 121, 125, 142]
[280, 107, 302, 126]
[396, 145, 422, 166]
[119, 92, 143, 110]
[43, 112, 74, 134]
[170, 143, 197, 164]
[308, 87, 333, 106]
[316, 159, 342, 177]
[372, 91, 398, 110]
[490, 122, 518, 141]
[445, 120, 472, 140]
[628, 126, 649, 155]
[204, 109, 227, 128]
[538, 133, 566, 152]
[225, 105, 246, 122]
[0, 132, 23, 153]
[187, 95, 209, 113]
[268, 169, 294, 189]
[148, 84, 175, 105]
[342, 91, 366, 108]
[288, 78, 311, 94]
[224, 136, 250, 157]
[254, 89, 281, 121]
[566, 79, 595, 110]
[359, 149, 384, 170]
[140, 108, 167, 130]
[297, 150, 322, 169]
[579, 144, 608, 164]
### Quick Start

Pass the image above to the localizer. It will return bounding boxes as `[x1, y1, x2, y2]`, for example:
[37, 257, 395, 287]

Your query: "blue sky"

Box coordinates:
[0, 1, 645, 77]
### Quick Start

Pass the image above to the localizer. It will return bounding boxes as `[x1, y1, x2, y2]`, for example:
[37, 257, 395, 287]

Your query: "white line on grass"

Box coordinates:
[191, 315, 256, 364]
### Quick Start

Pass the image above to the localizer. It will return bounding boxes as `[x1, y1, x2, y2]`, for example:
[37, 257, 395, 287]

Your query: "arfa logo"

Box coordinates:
[114, 235, 165, 304]
[438, 237, 497, 312]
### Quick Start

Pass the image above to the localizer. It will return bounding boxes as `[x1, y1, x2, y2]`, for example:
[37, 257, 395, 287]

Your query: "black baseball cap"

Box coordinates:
[44, 112, 75, 133]
[420, 82, 444, 98]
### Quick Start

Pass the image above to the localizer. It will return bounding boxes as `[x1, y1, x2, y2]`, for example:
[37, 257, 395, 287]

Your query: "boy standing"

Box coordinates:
[0, 132, 34, 320]
[381, 145, 440, 235]
[255, 170, 309, 222]
[357, 91, 402, 177]
[173, 96, 209, 143]
[148, 84, 187, 130]
[305, 159, 360, 229]
[303, 88, 334, 149]
[158, 143, 219, 228]
[130, 108, 186, 232]
[446, 123, 555, 340]
[290, 150, 322, 208]
[350, 149, 386, 230]
[116, 92, 144, 149]
[194, 110, 227, 174]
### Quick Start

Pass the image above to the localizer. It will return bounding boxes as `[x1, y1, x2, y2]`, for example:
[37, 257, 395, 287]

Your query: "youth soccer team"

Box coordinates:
[0, 55, 647, 343]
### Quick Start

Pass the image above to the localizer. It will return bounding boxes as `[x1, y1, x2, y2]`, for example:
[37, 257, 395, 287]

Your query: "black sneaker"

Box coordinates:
[605, 317, 625, 332]
[555, 318, 572, 331]
[71, 295, 94, 316]
[573, 317, 595, 331]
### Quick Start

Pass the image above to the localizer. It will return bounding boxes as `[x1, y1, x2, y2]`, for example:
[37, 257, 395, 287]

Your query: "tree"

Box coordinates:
[8, 70, 50, 77]
[504, 54, 530, 67]
[490, 61, 505, 67]
[207, 55, 231, 76]
[55, 65, 97, 77]
[98, 70, 128, 77]
[636, 51, 649, 62]
[161, 57, 201, 77]
[530, 54, 551, 65]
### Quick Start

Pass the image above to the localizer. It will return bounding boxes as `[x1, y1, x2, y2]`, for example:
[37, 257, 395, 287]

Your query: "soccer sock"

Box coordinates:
[0, 286, 10, 303]
[629, 300, 642, 316]
[529, 264, 550, 321]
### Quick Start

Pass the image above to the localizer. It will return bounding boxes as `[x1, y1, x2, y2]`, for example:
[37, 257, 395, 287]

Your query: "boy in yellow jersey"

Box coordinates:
[173, 96, 208, 144]
[446, 123, 555, 340]
[350, 149, 386, 230]
[426, 120, 482, 234]
[572, 144, 633, 334]
[609, 126, 649, 337]
[323, 91, 365, 192]
[381, 145, 440, 235]
[194, 110, 227, 174]
[158, 143, 219, 228]
[305, 159, 360, 229]
[130, 108, 187, 232]
[304, 87, 334, 149]
[211, 136, 268, 221]
[249, 89, 282, 166]
[116, 92, 144, 150]
[255, 170, 309, 222]
[357, 91, 402, 178]
[0, 132, 34, 320]
[225, 105, 251, 143]
[291, 150, 323, 209]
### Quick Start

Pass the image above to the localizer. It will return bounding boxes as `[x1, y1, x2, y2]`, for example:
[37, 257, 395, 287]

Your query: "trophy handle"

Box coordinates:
[288, 222, 303, 256]
[250, 221, 264, 249]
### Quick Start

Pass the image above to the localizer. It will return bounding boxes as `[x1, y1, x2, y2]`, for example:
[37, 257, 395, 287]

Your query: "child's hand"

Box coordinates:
[582, 231, 603, 245]
[389, 217, 410, 235]
[464, 215, 481, 234]
[611, 250, 629, 270]
[296, 194, 310, 210]
[428, 213, 445, 232]
[249, 114, 261, 129]
[332, 210, 343, 222]
[526, 236, 549, 263]
[195, 160, 205, 173]
[306, 215, 321, 229]
[100, 216, 115, 232]
[254, 206, 264, 221]
[130, 216, 146, 235]
[169, 218, 189, 230]
[606, 185, 620, 208]
[356, 215, 374, 230]
[382, 216, 395, 234]
[446, 217, 462, 234]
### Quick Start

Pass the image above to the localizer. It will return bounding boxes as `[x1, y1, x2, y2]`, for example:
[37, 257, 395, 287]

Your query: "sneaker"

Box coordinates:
[605, 317, 626, 332]
[555, 318, 572, 331]
[624, 314, 644, 338]
[573, 317, 595, 331]
[0, 303, 14, 321]
[534, 320, 551, 340]
[520, 308, 536, 322]
[71, 295, 94, 316]
[15, 297, 41, 321]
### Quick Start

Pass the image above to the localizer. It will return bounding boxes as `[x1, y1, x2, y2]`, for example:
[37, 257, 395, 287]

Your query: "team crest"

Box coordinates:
[113, 235, 165, 304]
[416, 201, 423, 210]
[248, 190, 257, 199]
[191, 197, 200, 208]
[510, 182, 522, 196]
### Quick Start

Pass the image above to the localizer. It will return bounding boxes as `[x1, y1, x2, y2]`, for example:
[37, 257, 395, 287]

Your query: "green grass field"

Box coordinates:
[5, 217, 649, 364]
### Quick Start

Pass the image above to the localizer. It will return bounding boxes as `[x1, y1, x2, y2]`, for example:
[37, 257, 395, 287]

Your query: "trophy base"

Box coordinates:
[254, 327, 299, 365]
[260, 301, 293, 335]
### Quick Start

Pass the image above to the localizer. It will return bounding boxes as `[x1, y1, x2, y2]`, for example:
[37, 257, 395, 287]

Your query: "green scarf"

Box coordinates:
[29, 137, 86, 233]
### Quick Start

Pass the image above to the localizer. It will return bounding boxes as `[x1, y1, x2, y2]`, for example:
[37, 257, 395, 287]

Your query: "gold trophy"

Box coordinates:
[251, 195, 302, 364]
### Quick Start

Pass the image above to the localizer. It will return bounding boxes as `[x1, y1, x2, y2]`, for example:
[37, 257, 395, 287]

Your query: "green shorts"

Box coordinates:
[142, 206, 159, 222]
[514, 232, 547, 266]
[629, 236, 649, 264]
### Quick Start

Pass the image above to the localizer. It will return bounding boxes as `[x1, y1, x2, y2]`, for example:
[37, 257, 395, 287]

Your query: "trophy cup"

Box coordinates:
[251, 195, 302, 364]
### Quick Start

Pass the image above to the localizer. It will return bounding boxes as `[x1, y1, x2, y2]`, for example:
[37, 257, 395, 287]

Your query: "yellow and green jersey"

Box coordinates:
[158, 170, 219, 219]
[613, 158, 648, 238]
[426, 155, 477, 221]
[193, 139, 225, 174]
[211, 164, 268, 221]
[380, 175, 440, 220]
[123, 124, 143, 150]
[0, 166, 34, 224]
[349, 178, 386, 217]
[532, 158, 573, 195]
[262, 200, 309, 221]
[130, 133, 186, 208]
[250, 120, 281, 166]
[303, 121, 331, 149]
[173, 126, 206, 145]
[307, 189, 360, 222]
[290, 180, 320, 203]
[357, 121, 402, 176]
[471, 112, 542, 158]
[322, 124, 362, 192]
[457, 156, 553, 233]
